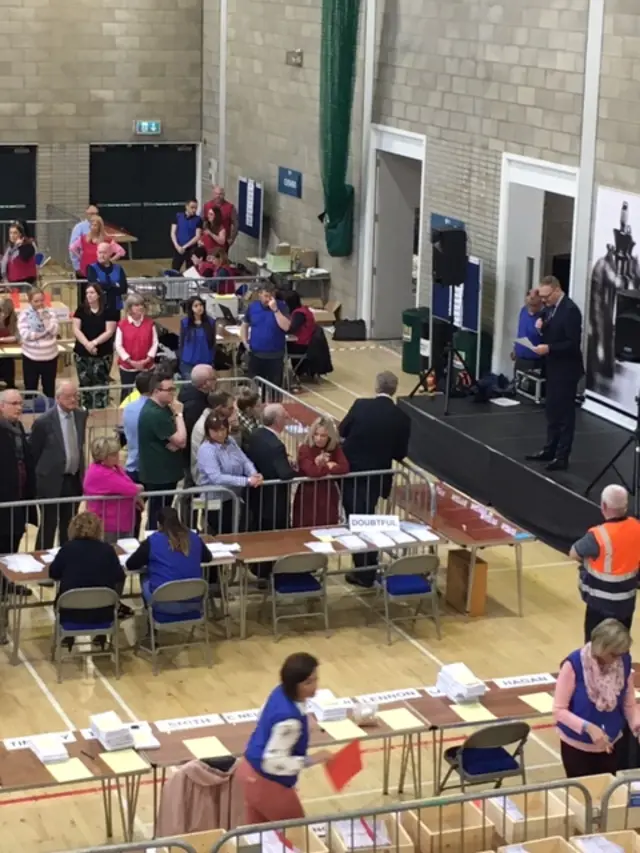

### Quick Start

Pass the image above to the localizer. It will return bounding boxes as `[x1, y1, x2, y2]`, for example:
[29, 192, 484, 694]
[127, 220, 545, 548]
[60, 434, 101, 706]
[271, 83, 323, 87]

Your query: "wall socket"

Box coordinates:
[285, 49, 304, 67]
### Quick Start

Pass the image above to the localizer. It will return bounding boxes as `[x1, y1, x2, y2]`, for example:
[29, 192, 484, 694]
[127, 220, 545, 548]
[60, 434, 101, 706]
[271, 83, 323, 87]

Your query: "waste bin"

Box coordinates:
[402, 307, 430, 375]
[452, 329, 493, 378]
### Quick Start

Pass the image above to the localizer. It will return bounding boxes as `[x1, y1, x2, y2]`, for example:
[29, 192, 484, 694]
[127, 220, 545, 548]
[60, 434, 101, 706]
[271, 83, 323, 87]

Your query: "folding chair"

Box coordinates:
[438, 721, 530, 794]
[51, 587, 120, 683]
[267, 553, 329, 639]
[139, 578, 211, 675]
[378, 554, 441, 644]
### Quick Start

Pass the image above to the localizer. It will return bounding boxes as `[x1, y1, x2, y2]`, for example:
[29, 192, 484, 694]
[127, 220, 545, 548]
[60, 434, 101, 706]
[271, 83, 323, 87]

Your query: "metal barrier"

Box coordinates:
[208, 779, 593, 853]
[600, 772, 640, 831]
[0, 217, 76, 266]
[55, 842, 197, 853]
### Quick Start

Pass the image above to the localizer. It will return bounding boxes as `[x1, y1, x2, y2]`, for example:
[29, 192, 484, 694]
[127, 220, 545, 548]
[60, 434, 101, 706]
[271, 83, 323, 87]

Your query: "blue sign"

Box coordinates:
[430, 212, 465, 235]
[134, 119, 162, 135]
[278, 167, 303, 199]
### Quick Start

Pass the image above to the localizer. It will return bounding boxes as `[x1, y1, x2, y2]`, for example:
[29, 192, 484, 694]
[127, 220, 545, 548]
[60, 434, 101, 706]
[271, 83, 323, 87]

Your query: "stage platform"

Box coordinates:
[399, 394, 636, 552]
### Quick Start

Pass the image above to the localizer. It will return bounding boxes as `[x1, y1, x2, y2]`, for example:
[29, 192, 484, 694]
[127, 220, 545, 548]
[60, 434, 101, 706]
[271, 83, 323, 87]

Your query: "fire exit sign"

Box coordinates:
[134, 120, 162, 135]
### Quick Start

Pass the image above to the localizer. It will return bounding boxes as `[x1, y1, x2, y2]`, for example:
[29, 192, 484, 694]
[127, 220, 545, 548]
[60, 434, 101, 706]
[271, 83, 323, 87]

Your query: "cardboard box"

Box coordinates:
[182, 828, 237, 853]
[486, 792, 572, 844]
[566, 774, 628, 832]
[238, 827, 327, 853]
[292, 247, 318, 269]
[498, 837, 575, 853]
[331, 814, 414, 853]
[401, 802, 494, 853]
[570, 831, 640, 853]
[445, 549, 488, 617]
[308, 300, 341, 324]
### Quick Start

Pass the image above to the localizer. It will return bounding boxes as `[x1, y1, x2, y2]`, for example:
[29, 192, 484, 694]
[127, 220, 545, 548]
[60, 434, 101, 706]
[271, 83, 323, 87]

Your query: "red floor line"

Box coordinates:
[0, 721, 558, 808]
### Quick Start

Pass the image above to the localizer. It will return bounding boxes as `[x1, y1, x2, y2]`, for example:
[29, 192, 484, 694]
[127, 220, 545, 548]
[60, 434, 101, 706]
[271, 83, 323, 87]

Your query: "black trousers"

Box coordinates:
[206, 501, 241, 536]
[584, 607, 633, 643]
[544, 374, 579, 461]
[144, 481, 177, 531]
[37, 474, 82, 549]
[0, 513, 26, 556]
[342, 478, 382, 587]
[171, 250, 193, 272]
[0, 357, 15, 388]
[248, 353, 284, 390]
[560, 740, 617, 778]
[22, 355, 57, 400]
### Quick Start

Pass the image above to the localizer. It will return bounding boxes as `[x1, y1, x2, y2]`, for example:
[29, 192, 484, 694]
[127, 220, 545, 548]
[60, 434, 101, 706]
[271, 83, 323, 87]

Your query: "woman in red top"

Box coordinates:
[200, 206, 227, 255]
[292, 417, 349, 528]
[1, 222, 37, 284]
[114, 293, 158, 399]
[70, 216, 126, 278]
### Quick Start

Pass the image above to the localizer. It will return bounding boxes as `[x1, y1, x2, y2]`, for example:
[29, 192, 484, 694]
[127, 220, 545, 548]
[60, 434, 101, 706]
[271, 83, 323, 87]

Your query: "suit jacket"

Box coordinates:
[540, 294, 584, 382]
[340, 396, 411, 473]
[0, 418, 36, 528]
[245, 426, 295, 529]
[29, 406, 88, 498]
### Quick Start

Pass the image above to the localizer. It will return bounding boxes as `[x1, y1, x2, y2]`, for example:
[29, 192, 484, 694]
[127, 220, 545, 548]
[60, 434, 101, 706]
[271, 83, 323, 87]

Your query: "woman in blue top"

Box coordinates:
[179, 297, 216, 379]
[238, 652, 332, 824]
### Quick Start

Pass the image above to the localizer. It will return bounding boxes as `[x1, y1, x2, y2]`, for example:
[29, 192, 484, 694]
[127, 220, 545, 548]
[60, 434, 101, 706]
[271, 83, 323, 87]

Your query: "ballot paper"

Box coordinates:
[285, 423, 307, 435]
[338, 535, 368, 551]
[386, 531, 416, 545]
[305, 541, 335, 554]
[29, 733, 69, 764]
[90, 711, 134, 751]
[225, 325, 242, 336]
[400, 522, 439, 543]
[116, 538, 140, 554]
[119, 554, 129, 567]
[360, 531, 396, 548]
[242, 831, 300, 853]
[208, 542, 241, 554]
[436, 662, 486, 703]
[489, 796, 525, 822]
[41, 554, 55, 564]
[334, 818, 390, 849]
[575, 838, 624, 853]
[2, 553, 44, 574]
[312, 528, 350, 540]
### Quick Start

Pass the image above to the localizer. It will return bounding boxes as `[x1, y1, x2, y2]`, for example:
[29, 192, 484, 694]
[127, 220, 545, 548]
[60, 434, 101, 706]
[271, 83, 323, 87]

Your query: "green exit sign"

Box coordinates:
[134, 120, 162, 135]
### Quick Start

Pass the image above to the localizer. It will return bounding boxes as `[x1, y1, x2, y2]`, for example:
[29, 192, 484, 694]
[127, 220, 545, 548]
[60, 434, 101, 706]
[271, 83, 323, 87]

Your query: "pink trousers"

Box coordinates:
[236, 758, 305, 825]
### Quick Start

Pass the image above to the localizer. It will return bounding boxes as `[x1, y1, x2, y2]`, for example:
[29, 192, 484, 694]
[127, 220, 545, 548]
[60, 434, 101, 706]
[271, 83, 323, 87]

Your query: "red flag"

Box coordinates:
[324, 740, 363, 791]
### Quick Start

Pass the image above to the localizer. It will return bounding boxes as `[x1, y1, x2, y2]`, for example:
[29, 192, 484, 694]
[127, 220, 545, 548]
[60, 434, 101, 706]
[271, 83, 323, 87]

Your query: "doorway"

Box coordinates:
[360, 125, 426, 339]
[492, 154, 579, 375]
[0, 146, 37, 240]
[89, 143, 198, 258]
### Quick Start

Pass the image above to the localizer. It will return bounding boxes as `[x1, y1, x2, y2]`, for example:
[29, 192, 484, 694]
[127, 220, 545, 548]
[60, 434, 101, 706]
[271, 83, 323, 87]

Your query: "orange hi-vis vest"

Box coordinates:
[581, 517, 640, 617]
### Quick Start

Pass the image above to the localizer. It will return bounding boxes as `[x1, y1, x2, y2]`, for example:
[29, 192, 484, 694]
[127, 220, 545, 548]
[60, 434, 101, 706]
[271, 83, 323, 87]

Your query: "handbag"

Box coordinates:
[333, 318, 366, 341]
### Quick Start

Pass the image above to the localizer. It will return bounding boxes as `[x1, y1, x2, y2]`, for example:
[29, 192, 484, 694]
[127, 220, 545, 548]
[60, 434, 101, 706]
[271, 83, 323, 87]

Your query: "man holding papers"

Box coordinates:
[237, 653, 332, 823]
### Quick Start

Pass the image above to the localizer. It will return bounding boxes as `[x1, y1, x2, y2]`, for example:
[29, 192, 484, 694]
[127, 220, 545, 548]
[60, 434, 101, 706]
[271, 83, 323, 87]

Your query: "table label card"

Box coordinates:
[349, 514, 400, 534]
[184, 736, 231, 759]
[156, 713, 224, 733]
[494, 673, 555, 689]
[48, 758, 94, 783]
[356, 688, 420, 705]
[4, 731, 76, 751]
[519, 692, 554, 713]
[222, 709, 261, 724]
[424, 686, 446, 697]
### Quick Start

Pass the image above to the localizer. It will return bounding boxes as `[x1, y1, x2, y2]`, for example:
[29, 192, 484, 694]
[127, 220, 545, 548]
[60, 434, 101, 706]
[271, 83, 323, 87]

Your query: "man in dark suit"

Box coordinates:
[339, 371, 412, 588]
[526, 276, 584, 472]
[30, 380, 88, 548]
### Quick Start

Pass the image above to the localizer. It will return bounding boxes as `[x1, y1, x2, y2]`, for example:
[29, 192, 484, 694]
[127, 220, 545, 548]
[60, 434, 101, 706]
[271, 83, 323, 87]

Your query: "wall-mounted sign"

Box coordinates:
[133, 120, 162, 136]
[278, 167, 303, 198]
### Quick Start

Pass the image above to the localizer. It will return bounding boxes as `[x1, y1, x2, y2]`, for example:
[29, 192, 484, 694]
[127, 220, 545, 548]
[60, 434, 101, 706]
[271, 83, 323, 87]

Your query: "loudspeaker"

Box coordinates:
[615, 290, 640, 362]
[432, 227, 468, 286]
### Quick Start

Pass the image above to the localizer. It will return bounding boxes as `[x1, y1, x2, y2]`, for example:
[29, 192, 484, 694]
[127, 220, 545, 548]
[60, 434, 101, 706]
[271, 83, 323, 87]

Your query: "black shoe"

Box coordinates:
[525, 450, 555, 462]
[92, 635, 107, 651]
[117, 603, 134, 620]
[345, 573, 374, 590]
[546, 458, 568, 472]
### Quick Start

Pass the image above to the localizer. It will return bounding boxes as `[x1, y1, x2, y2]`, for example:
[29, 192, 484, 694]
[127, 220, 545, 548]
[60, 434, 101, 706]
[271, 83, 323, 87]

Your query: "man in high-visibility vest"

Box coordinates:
[570, 484, 640, 642]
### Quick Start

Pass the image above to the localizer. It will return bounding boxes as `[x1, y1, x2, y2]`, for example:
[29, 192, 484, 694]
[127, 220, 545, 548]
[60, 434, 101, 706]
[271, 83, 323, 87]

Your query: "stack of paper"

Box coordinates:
[489, 797, 524, 821]
[576, 838, 625, 853]
[311, 528, 350, 540]
[242, 831, 300, 853]
[3, 553, 44, 573]
[90, 711, 134, 752]
[309, 689, 347, 722]
[334, 818, 390, 848]
[436, 662, 486, 703]
[400, 521, 440, 543]
[30, 733, 69, 764]
[116, 538, 140, 554]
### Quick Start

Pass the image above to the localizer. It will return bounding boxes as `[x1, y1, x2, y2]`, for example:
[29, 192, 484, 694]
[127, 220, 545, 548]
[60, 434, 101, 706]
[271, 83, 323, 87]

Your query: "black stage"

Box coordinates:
[399, 395, 636, 552]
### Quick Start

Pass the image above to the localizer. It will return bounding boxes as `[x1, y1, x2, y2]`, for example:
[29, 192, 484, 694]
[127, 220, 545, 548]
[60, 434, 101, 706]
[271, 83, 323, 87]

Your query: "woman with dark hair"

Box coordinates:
[237, 653, 332, 823]
[1, 221, 37, 285]
[73, 282, 118, 408]
[178, 296, 216, 380]
[200, 206, 227, 255]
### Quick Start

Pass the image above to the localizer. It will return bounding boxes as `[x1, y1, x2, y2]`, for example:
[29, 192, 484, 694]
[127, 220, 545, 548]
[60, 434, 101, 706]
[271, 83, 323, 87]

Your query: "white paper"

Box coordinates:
[311, 527, 350, 539]
[400, 522, 439, 542]
[285, 423, 306, 435]
[41, 553, 55, 564]
[490, 397, 521, 407]
[493, 673, 555, 689]
[386, 531, 416, 545]
[119, 554, 130, 567]
[356, 688, 420, 705]
[305, 541, 335, 554]
[3, 553, 44, 573]
[4, 731, 76, 751]
[224, 325, 242, 335]
[576, 838, 625, 853]
[349, 514, 400, 534]
[222, 708, 261, 724]
[47, 547, 60, 556]
[514, 336, 536, 352]
[338, 534, 368, 550]
[489, 797, 524, 821]
[116, 538, 140, 554]
[208, 542, 241, 553]
[335, 819, 390, 849]
[242, 831, 299, 853]
[359, 531, 396, 548]
[206, 549, 234, 560]
[155, 713, 223, 733]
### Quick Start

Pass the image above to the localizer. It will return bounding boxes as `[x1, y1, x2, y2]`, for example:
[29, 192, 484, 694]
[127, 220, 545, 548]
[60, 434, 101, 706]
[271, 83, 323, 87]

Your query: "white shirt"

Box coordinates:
[261, 701, 308, 776]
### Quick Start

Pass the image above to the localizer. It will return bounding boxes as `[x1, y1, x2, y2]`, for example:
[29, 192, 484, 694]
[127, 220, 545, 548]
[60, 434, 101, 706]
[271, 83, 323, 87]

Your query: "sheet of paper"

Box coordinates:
[387, 531, 416, 545]
[206, 549, 234, 560]
[452, 702, 496, 723]
[312, 527, 350, 540]
[360, 531, 396, 548]
[490, 797, 524, 821]
[399, 522, 439, 543]
[208, 542, 241, 553]
[100, 749, 149, 774]
[490, 398, 521, 408]
[338, 534, 368, 551]
[48, 757, 94, 783]
[183, 736, 231, 759]
[116, 538, 139, 554]
[41, 553, 55, 564]
[3, 553, 44, 573]
[519, 692, 554, 713]
[119, 554, 129, 567]
[514, 336, 536, 352]
[305, 541, 335, 554]
[320, 719, 367, 740]
[224, 325, 241, 335]
[377, 708, 424, 731]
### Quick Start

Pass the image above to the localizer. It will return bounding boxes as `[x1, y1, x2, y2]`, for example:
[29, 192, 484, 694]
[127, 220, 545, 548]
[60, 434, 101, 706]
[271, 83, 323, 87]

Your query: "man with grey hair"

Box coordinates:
[570, 483, 640, 640]
[30, 379, 88, 548]
[340, 370, 411, 588]
[178, 364, 217, 474]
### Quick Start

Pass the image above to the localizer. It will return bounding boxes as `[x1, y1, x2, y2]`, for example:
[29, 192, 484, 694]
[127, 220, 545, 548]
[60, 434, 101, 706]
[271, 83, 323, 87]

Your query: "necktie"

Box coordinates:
[64, 413, 79, 475]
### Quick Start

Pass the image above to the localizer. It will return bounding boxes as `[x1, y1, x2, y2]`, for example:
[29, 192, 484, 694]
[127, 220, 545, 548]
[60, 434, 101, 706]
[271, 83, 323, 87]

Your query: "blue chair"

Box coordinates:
[140, 578, 210, 674]
[52, 587, 120, 682]
[378, 554, 441, 644]
[268, 553, 329, 640]
[438, 721, 530, 794]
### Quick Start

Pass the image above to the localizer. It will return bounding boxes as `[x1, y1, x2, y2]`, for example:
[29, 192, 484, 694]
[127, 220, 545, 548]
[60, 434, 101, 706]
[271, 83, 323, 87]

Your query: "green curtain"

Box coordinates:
[319, 0, 360, 257]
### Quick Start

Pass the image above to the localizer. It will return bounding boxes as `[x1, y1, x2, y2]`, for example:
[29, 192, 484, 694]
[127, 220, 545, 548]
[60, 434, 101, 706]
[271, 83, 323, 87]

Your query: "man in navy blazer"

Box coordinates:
[526, 276, 584, 471]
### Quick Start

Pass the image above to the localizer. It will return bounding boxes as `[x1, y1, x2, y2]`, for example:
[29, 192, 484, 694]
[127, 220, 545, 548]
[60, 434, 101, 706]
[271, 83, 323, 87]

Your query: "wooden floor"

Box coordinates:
[1, 336, 596, 852]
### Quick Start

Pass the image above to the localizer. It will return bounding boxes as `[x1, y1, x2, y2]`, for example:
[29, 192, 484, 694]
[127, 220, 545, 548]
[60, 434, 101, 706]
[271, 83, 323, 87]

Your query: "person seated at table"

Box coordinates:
[292, 417, 349, 528]
[553, 618, 640, 777]
[236, 387, 262, 450]
[0, 296, 19, 389]
[49, 511, 125, 649]
[190, 390, 239, 479]
[83, 436, 143, 544]
[184, 246, 216, 280]
[200, 205, 227, 256]
[178, 297, 216, 381]
[196, 412, 263, 534]
[125, 506, 214, 611]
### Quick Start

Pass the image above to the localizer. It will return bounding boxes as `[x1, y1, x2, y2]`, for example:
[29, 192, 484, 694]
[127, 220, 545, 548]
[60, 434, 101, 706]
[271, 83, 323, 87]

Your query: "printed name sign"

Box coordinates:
[156, 714, 223, 733]
[349, 515, 400, 533]
[493, 673, 555, 689]
[4, 731, 76, 751]
[222, 709, 261, 724]
[355, 688, 420, 705]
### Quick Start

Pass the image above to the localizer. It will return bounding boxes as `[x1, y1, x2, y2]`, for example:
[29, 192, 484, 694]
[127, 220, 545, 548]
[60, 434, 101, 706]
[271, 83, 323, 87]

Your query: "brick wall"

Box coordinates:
[202, 0, 220, 200]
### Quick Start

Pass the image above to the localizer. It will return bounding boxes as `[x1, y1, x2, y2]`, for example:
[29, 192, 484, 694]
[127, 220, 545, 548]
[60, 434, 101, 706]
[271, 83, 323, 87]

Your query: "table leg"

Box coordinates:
[382, 736, 391, 795]
[416, 731, 423, 797]
[152, 767, 167, 838]
[126, 773, 142, 841]
[10, 585, 24, 665]
[397, 735, 409, 794]
[408, 733, 418, 795]
[101, 780, 114, 839]
[114, 776, 129, 841]
[435, 728, 445, 794]
[464, 546, 477, 619]
[431, 729, 438, 794]
[241, 563, 248, 640]
[515, 542, 524, 617]
[0, 574, 9, 645]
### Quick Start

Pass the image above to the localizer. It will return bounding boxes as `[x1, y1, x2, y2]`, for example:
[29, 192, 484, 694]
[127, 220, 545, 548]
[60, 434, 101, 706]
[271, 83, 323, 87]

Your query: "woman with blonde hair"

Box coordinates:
[49, 511, 125, 648]
[292, 416, 349, 527]
[83, 436, 142, 543]
[17, 286, 59, 399]
[69, 215, 126, 279]
[114, 293, 158, 396]
[0, 296, 18, 387]
[554, 618, 640, 777]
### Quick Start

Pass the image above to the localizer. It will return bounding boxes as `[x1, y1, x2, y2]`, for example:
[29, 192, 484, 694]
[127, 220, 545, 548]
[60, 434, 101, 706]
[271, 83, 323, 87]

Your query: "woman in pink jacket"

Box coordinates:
[83, 436, 142, 543]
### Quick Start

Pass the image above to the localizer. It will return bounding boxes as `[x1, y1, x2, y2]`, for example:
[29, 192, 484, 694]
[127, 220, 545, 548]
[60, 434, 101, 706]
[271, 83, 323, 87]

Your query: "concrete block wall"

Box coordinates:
[202, 0, 220, 201]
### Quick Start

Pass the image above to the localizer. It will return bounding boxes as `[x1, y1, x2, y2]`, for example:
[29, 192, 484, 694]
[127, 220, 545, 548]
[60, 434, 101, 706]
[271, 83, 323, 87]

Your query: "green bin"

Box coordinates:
[402, 307, 430, 375]
[452, 328, 493, 378]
